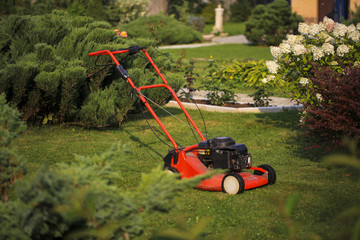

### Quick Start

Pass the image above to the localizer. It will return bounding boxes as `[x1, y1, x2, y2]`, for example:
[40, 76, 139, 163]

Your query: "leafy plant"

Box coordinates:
[250, 86, 272, 107]
[121, 15, 203, 45]
[0, 94, 26, 202]
[300, 64, 360, 145]
[244, 0, 303, 45]
[202, 59, 237, 106]
[264, 17, 360, 106]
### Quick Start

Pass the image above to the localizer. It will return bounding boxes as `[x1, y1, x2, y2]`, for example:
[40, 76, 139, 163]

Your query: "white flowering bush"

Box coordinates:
[264, 17, 360, 104]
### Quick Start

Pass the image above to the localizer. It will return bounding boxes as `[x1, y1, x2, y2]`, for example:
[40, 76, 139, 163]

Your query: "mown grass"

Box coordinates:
[203, 22, 247, 36]
[161, 44, 271, 62]
[13, 109, 360, 239]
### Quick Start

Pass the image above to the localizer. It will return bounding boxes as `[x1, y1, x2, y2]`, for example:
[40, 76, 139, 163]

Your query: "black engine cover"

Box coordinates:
[197, 137, 251, 170]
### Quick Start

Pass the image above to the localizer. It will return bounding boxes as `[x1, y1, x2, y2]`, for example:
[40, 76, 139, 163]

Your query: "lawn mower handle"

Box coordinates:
[88, 46, 206, 150]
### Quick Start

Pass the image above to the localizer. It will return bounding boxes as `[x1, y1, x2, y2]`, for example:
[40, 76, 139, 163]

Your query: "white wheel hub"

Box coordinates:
[223, 176, 240, 195]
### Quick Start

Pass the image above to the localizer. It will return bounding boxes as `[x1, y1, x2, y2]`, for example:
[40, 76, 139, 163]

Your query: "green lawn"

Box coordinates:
[203, 22, 247, 36]
[161, 44, 272, 62]
[13, 109, 360, 239]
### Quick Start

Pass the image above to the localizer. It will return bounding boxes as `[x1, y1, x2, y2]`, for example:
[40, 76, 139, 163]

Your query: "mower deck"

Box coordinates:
[168, 145, 272, 193]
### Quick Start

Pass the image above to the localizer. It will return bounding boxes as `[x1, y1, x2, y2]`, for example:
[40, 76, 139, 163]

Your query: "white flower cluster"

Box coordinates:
[269, 17, 359, 61]
[336, 44, 350, 57]
[299, 77, 309, 85]
[261, 75, 275, 84]
[266, 61, 280, 74]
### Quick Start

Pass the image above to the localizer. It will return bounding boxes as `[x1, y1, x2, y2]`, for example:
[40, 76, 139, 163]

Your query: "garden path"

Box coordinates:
[186, 90, 296, 107]
[159, 34, 249, 49]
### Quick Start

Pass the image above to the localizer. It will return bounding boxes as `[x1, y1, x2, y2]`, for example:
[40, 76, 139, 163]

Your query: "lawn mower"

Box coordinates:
[88, 46, 276, 194]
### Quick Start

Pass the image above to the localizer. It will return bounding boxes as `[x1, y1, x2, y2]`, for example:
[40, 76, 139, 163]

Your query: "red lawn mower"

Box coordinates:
[88, 46, 276, 194]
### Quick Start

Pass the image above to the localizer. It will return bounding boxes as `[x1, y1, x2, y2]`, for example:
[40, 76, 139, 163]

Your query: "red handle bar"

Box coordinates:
[88, 46, 206, 149]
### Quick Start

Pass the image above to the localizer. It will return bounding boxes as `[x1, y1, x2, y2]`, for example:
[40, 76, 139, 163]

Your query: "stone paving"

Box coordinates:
[159, 34, 249, 49]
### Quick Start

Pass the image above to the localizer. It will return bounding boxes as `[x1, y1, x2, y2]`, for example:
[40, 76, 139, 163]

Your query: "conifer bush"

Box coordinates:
[0, 141, 209, 239]
[244, 0, 303, 45]
[0, 11, 184, 127]
[0, 94, 26, 202]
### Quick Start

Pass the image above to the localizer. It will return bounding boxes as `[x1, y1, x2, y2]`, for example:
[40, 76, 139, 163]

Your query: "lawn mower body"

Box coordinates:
[88, 46, 276, 194]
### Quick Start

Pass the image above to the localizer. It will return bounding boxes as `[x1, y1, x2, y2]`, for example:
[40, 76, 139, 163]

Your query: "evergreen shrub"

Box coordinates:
[0, 94, 26, 202]
[0, 11, 184, 127]
[230, 0, 252, 22]
[244, 0, 303, 45]
[121, 15, 203, 45]
[0, 140, 210, 239]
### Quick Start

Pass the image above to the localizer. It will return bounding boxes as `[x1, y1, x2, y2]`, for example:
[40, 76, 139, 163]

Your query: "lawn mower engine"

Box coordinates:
[197, 137, 252, 171]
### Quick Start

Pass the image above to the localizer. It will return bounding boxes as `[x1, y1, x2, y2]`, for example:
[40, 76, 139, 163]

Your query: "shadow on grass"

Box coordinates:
[255, 111, 334, 163]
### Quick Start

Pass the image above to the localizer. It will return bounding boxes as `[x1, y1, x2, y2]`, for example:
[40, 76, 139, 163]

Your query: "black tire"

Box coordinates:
[254, 164, 276, 185]
[221, 173, 245, 194]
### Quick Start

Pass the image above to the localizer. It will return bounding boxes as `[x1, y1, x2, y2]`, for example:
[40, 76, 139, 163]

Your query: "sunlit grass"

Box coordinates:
[13, 110, 360, 239]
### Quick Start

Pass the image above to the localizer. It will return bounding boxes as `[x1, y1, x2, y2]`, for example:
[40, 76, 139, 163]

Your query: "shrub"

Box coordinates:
[121, 15, 203, 45]
[200, 3, 217, 24]
[0, 94, 26, 202]
[230, 0, 252, 22]
[300, 65, 360, 144]
[244, 0, 303, 45]
[261, 17, 360, 142]
[187, 15, 206, 32]
[0, 141, 209, 239]
[0, 11, 184, 127]
[201, 60, 237, 106]
[263, 17, 360, 105]
[0, 0, 150, 25]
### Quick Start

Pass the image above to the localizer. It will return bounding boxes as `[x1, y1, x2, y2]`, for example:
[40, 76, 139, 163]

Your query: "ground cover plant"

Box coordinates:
[10, 107, 360, 239]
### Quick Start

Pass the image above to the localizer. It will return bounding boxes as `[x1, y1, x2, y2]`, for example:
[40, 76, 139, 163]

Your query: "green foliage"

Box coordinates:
[201, 59, 274, 106]
[0, 141, 209, 239]
[0, 94, 26, 202]
[167, 0, 206, 19]
[0, 12, 184, 126]
[106, 0, 150, 25]
[249, 86, 272, 107]
[230, 0, 252, 22]
[0, 0, 150, 25]
[200, 3, 217, 24]
[244, 0, 303, 45]
[201, 60, 237, 106]
[342, 4, 360, 26]
[121, 15, 203, 45]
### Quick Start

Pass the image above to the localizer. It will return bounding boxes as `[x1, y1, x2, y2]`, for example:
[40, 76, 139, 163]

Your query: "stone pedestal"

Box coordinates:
[212, 4, 224, 33]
